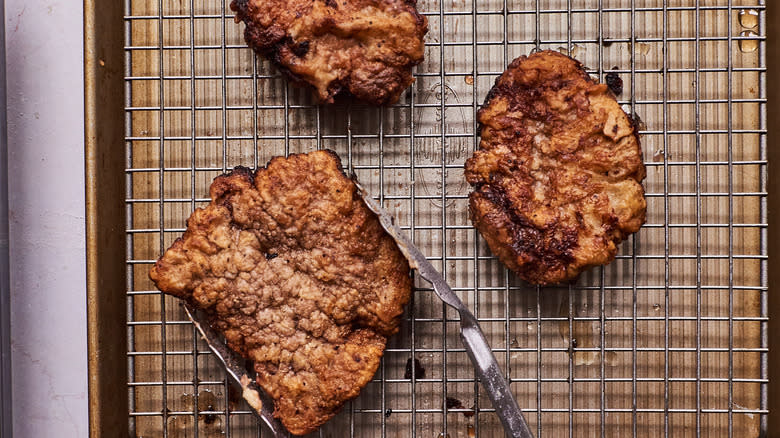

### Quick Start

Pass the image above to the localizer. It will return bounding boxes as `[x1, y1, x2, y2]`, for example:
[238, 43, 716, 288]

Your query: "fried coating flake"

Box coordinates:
[465, 50, 646, 285]
[150, 150, 411, 435]
[230, 0, 427, 105]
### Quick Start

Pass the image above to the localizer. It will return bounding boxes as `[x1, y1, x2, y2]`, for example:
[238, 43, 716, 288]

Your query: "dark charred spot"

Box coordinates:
[574, 211, 585, 227]
[605, 70, 623, 95]
[265, 253, 278, 260]
[446, 397, 464, 410]
[220, 198, 234, 213]
[602, 213, 620, 233]
[292, 40, 310, 57]
[228, 165, 256, 183]
[482, 82, 503, 107]
[477, 184, 577, 275]
[602, 39, 613, 47]
[444, 397, 476, 417]
[404, 357, 425, 379]
[324, 0, 337, 7]
[229, 0, 247, 13]
[445, 397, 462, 410]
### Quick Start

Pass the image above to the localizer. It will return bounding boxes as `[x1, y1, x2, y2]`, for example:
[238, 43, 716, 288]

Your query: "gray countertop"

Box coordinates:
[5, 0, 88, 435]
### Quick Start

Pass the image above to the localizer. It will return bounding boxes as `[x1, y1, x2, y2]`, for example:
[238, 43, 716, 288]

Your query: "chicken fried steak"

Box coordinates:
[465, 50, 646, 285]
[230, 0, 427, 105]
[150, 150, 412, 435]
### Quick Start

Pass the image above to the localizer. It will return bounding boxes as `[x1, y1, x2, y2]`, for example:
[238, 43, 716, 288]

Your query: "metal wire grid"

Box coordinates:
[124, 0, 768, 436]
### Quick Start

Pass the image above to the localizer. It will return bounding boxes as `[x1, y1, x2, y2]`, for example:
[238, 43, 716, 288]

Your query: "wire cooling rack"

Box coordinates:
[124, 0, 767, 436]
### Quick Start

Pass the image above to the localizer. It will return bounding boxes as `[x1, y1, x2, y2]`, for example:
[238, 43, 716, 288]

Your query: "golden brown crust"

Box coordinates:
[230, 0, 427, 105]
[149, 150, 412, 435]
[465, 50, 647, 285]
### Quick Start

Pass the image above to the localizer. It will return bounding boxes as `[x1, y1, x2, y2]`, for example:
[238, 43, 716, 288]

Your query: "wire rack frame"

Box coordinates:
[124, 0, 768, 437]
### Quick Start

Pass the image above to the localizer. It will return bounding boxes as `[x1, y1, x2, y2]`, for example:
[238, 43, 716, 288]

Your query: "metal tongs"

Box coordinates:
[356, 183, 534, 438]
[184, 184, 534, 438]
[184, 304, 291, 437]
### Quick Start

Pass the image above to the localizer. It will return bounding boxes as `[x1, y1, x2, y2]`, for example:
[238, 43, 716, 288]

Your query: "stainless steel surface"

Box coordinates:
[183, 305, 289, 438]
[0, 0, 10, 435]
[124, 0, 769, 436]
[358, 182, 533, 438]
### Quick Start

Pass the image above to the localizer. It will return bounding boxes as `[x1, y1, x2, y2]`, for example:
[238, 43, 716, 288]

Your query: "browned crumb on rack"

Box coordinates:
[150, 150, 411, 435]
[465, 50, 646, 285]
[230, 0, 428, 105]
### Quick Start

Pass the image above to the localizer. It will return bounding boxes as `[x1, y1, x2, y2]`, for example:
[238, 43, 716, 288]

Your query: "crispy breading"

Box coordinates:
[465, 50, 646, 285]
[230, 0, 427, 105]
[150, 150, 411, 435]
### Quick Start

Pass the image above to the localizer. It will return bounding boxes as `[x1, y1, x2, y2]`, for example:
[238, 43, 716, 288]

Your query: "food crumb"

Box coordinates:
[446, 397, 462, 410]
[404, 357, 425, 379]
[605, 69, 623, 95]
[240, 375, 264, 413]
[445, 397, 475, 417]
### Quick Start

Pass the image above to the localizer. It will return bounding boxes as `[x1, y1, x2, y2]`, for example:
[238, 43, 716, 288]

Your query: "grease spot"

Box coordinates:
[738, 30, 758, 53]
[629, 41, 651, 56]
[738, 9, 759, 29]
